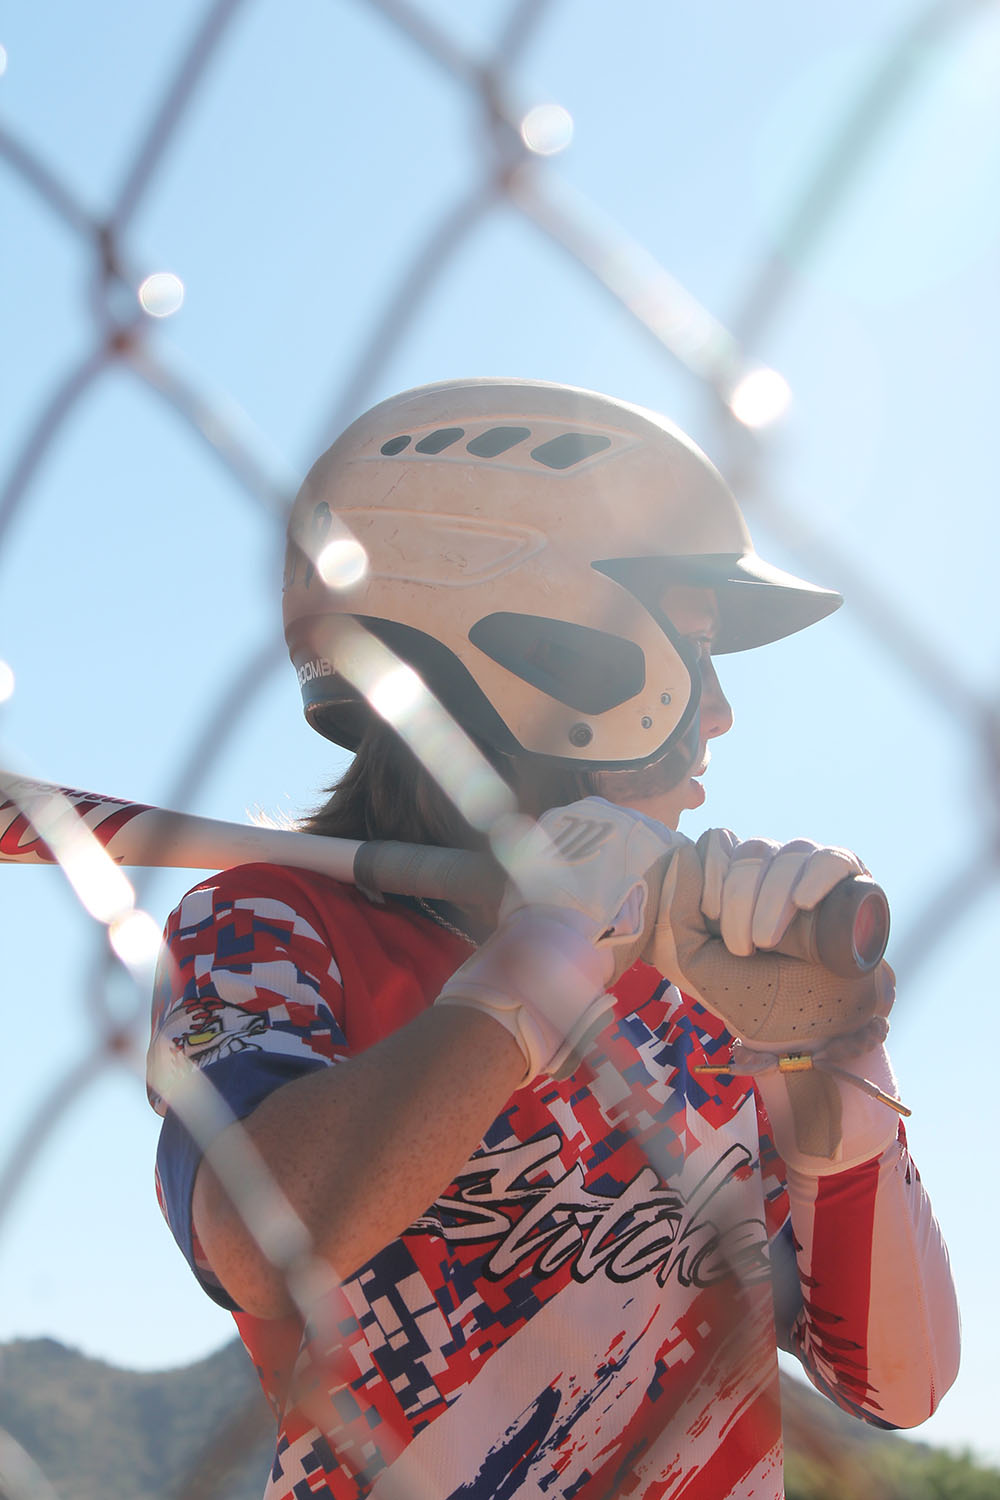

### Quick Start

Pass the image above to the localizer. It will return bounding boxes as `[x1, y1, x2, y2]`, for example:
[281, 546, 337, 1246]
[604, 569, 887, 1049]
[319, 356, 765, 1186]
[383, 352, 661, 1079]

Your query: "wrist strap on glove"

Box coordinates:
[696, 1049, 910, 1113]
[695, 1047, 910, 1161]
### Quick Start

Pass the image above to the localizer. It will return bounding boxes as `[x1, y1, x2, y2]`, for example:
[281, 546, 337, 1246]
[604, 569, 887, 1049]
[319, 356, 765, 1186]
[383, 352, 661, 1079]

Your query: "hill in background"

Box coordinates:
[0, 1339, 270, 1500]
[0, 1337, 996, 1500]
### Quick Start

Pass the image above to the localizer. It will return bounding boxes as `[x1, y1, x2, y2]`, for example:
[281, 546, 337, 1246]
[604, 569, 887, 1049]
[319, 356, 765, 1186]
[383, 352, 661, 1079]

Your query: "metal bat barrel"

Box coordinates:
[0, 773, 502, 898]
[0, 773, 361, 878]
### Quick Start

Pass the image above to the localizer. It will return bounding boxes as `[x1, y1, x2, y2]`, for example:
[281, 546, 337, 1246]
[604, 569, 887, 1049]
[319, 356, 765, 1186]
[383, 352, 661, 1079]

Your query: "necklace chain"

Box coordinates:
[414, 896, 477, 946]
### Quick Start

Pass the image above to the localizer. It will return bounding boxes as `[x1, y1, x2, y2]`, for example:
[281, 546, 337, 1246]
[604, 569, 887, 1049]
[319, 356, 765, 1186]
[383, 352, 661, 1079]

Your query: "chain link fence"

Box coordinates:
[0, 1, 998, 1495]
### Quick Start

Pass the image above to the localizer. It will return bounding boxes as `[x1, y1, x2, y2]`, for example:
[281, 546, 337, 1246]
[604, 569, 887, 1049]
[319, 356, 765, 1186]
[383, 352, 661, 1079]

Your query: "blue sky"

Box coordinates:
[1, 0, 998, 1466]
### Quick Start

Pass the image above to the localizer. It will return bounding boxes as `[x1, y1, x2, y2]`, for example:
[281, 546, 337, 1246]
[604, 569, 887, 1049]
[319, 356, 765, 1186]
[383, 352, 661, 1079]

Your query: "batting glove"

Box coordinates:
[644, 836, 894, 1053]
[436, 798, 678, 1082]
[699, 829, 869, 957]
[643, 831, 902, 1160]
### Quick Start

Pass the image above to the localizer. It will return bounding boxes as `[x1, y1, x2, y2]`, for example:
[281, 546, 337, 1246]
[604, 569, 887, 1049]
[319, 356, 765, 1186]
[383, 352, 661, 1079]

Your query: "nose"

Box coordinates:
[699, 658, 734, 740]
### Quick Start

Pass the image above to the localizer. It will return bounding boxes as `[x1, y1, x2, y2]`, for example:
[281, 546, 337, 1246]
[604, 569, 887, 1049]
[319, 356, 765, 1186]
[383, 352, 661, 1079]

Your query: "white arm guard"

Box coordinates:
[779, 1115, 961, 1428]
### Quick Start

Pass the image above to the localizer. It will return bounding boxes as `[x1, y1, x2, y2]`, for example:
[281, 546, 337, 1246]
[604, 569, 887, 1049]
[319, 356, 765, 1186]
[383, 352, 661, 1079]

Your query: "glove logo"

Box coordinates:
[549, 814, 618, 862]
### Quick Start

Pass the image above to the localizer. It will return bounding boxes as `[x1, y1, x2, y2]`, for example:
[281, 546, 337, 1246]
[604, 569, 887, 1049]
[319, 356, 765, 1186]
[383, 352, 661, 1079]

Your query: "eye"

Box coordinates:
[686, 634, 714, 662]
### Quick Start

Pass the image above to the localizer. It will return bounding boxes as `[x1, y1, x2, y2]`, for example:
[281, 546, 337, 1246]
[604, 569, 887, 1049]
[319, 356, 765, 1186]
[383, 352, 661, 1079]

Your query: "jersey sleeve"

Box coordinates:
[147, 864, 348, 1307]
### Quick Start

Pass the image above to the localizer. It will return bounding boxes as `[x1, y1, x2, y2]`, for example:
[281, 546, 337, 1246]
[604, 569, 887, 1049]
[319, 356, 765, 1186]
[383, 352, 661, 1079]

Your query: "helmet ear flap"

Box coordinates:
[292, 615, 526, 758]
[468, 614, 646, 716]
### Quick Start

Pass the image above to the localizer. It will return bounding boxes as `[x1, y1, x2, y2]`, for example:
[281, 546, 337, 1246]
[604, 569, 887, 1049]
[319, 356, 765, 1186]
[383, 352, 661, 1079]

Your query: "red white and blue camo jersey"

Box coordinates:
[148, 863, 935, 1500]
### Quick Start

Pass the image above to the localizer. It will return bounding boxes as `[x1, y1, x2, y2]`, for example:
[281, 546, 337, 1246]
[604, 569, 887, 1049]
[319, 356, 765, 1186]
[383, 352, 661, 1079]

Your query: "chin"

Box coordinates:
[597, 756, 708, 829]
[661, 778, 708, 830]
[623, 782, 697, 830]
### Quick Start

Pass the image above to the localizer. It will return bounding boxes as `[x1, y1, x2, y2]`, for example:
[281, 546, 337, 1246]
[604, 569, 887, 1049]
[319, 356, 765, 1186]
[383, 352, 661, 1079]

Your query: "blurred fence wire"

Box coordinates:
[0, 0, 997, 1496]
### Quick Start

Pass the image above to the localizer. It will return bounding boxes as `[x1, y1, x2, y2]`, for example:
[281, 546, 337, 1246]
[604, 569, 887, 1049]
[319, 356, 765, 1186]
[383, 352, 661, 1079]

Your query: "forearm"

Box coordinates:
[193, 1004, 525, 1318]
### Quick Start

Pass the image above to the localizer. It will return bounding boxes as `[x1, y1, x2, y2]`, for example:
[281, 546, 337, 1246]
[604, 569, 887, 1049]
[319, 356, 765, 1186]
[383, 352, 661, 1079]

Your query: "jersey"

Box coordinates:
[148, 862, 955, 1500]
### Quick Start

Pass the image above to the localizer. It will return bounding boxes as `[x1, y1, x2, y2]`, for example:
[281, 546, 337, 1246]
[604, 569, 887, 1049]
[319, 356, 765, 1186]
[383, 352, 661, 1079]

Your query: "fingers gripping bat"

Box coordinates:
[0, 772, 889, 978]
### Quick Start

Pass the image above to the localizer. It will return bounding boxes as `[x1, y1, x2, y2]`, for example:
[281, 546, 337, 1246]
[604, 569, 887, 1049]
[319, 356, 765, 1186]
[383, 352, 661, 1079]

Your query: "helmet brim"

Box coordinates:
[693, 554, 843, 653]
[599, 552, 842, 654]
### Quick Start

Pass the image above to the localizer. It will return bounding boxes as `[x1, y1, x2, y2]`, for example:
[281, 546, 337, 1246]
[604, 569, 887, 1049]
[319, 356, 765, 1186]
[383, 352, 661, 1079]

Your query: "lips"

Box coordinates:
[686, 777, 707, 808]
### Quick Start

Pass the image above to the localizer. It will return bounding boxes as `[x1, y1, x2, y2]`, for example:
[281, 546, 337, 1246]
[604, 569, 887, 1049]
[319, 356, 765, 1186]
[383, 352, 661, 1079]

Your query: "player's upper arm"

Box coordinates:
[148, 865, 347, 1313]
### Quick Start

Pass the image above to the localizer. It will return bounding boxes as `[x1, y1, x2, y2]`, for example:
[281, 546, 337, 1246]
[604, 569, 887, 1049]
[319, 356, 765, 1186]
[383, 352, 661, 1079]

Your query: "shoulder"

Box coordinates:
[165, 862, 377, 943]
[164, 862, 471, 971]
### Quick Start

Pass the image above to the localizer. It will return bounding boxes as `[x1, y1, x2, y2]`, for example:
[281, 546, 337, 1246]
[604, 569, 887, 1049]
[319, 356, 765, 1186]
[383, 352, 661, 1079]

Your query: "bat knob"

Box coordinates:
[811, 876, 890, 978]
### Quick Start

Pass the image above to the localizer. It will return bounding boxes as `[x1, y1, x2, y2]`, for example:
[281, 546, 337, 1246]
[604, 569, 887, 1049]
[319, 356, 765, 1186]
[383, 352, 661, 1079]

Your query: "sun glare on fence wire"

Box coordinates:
[138, 272, 185, 318]
[520, 104, 574, 156]
[4, 779, 163, 977]
[0, 660, 14, 702]
[318, 536, 369, 589]
[109, 908, 163, 965]
[58, 832, 136, 925]
[369, 663, 424, 722]
[727, 366, 791, 428]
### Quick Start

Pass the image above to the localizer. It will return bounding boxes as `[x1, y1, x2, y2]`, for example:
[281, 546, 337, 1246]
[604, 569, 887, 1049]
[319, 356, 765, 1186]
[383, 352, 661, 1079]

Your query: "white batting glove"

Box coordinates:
[700, 829, 868, 956]
[499, 797, 678, 957]
[437, 798, 679, 1082]
[643, 831, 900, 1160]
[644, 839, 894, 1053]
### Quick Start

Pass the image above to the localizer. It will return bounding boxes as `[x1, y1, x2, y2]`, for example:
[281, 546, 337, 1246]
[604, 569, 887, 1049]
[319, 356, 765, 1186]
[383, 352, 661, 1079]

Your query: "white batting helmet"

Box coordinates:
[283, 378, 840, 772]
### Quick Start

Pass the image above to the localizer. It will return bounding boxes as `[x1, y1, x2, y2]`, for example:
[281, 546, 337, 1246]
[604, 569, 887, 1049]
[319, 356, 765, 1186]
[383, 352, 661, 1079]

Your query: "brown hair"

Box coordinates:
[302, 716, 598, 849]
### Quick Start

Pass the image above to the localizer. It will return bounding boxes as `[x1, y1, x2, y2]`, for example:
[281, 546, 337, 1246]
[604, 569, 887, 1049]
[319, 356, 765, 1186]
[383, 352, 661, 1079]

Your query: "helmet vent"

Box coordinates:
[466, 426, 531, 457]
[469, 612, 644, 714]
[529, 432, 612, 470]
[377, 427, 615, 470]
[414, 427, 465, 454]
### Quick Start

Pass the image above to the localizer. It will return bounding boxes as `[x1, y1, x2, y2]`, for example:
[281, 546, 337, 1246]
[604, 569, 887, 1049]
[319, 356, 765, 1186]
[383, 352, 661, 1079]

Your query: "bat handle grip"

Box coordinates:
[767, 875, 890, 978]
[353, 840, 505, 907]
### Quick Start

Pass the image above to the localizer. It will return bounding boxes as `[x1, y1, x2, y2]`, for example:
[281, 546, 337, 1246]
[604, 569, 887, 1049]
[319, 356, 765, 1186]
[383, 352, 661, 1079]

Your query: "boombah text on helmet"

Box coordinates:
[282, 379, 842, 774]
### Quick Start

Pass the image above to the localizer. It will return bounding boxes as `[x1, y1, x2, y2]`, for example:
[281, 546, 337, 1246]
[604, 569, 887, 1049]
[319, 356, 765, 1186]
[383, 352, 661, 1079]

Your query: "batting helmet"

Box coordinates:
[283, 378, 840, 772]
